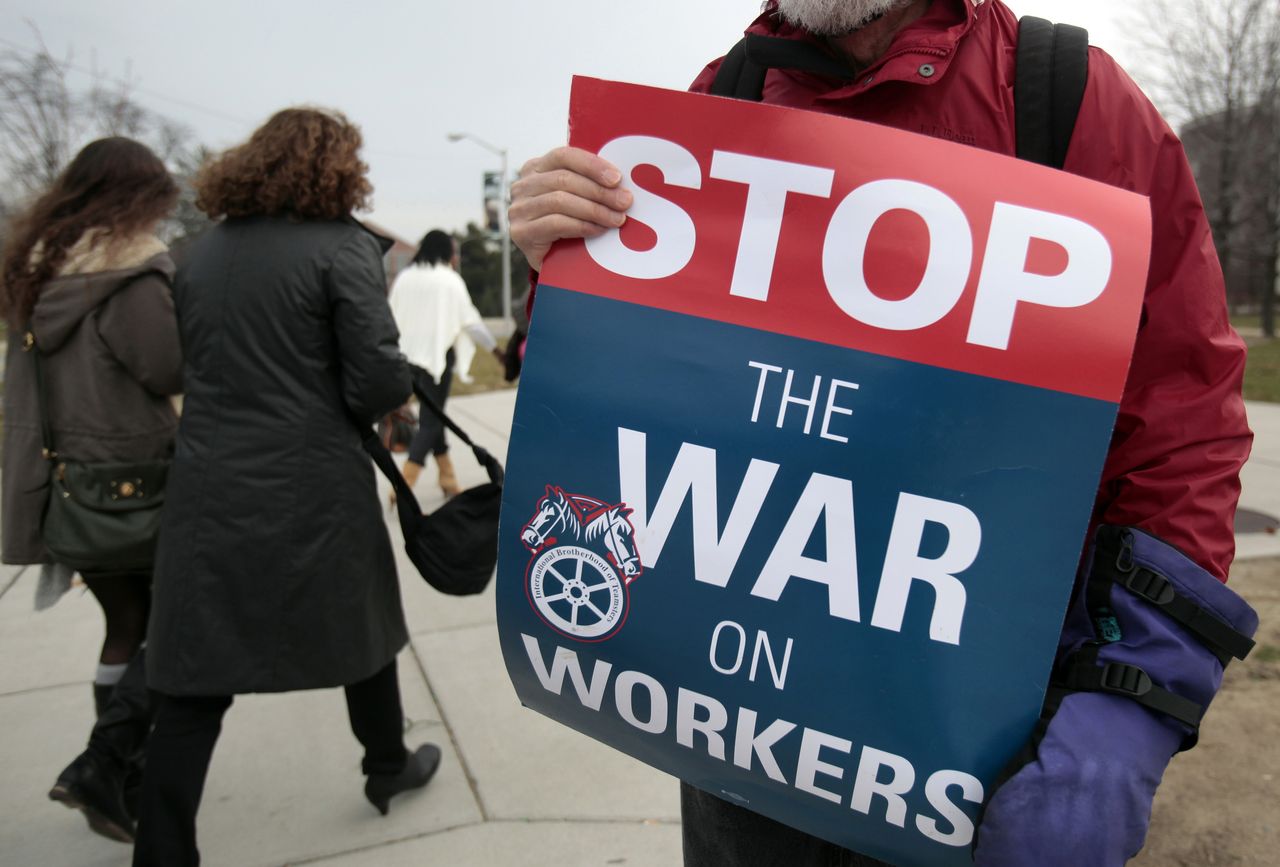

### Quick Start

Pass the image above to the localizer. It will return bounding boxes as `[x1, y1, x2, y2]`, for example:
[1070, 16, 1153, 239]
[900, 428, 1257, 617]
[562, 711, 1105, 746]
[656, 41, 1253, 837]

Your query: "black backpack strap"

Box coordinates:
[710, 38, 761, 98]
[1048, 22, 1089, 169]
[710, 35, 854, 101]
[1016, 17, 1089, 169]
[715, 20, 1088, 168]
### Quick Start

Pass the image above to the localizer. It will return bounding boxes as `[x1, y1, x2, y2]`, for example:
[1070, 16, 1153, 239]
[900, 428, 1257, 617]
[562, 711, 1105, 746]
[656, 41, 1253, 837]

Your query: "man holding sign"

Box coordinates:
[507, 1, 1258, 865]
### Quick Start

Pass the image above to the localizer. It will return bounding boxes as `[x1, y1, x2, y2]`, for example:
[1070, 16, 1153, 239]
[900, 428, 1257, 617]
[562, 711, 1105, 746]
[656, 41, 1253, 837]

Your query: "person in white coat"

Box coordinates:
[388, 230, 502, 496]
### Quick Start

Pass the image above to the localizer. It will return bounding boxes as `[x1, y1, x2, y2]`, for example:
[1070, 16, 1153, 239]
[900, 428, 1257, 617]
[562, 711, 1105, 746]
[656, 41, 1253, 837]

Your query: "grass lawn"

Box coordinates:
[446, 334, 1280, 402]
[1245, 338, 1280, 402]
[451, 345, 516, 396]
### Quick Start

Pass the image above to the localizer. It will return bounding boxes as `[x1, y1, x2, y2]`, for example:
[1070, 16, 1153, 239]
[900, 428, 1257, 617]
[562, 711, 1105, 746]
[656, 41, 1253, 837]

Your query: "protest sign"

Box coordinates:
[496, 76, 1150, 866]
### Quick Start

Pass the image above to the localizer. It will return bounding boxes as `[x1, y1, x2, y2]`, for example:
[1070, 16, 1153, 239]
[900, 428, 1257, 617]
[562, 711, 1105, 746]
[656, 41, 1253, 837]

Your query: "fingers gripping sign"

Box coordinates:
[509, 146, 634, 271]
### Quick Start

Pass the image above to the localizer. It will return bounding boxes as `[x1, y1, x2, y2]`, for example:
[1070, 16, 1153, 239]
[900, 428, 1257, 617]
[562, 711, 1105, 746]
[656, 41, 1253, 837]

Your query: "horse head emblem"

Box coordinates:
[520, 485, 645, 641]
[522, 485, 570, 551]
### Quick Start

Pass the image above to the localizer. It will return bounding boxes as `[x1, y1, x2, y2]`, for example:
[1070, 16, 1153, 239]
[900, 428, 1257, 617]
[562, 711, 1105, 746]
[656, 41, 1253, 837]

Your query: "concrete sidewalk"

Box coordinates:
[1, 392, 1277, 866]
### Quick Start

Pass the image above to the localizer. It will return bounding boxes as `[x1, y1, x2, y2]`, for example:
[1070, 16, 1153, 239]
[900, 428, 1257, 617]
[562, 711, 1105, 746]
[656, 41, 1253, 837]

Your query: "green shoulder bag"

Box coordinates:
[26, 330, 169, 572]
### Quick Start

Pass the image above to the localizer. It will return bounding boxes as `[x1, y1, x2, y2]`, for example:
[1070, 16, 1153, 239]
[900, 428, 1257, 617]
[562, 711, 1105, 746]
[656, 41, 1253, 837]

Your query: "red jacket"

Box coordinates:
[530, 0, 1249, 581]
[684, 0, 1249, 581]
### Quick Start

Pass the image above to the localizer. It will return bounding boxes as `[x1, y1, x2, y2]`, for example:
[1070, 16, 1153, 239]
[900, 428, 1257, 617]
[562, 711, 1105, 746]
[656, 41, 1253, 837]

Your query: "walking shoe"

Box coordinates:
[48, 750, 134, 843]
[364, 743, 442, 816]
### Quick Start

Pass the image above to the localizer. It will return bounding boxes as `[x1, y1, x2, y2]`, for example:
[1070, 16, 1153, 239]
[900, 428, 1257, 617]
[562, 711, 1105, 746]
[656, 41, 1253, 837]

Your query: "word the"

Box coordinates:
[748, 360, 859, 443]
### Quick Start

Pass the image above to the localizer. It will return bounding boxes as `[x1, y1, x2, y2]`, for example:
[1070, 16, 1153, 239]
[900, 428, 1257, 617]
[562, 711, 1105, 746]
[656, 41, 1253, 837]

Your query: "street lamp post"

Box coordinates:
[447, 131, 512, 326]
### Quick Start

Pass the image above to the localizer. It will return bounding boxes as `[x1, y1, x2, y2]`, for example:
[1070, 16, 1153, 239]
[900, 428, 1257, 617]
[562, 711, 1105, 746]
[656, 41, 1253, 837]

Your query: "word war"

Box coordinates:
[619, 427, 980, 646]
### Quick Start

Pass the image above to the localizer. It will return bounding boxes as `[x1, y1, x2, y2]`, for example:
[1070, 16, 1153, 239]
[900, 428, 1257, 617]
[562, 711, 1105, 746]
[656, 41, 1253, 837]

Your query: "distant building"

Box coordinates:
[360, 220, 417, 289]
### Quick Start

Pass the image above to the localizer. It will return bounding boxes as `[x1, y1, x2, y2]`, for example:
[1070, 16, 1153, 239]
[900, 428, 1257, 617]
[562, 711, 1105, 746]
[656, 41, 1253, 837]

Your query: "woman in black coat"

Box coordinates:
[135, 108, 438, 867]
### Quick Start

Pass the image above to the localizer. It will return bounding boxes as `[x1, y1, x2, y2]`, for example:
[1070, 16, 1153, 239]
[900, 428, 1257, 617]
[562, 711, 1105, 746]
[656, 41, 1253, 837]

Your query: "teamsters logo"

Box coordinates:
[520, 485, 643, 641]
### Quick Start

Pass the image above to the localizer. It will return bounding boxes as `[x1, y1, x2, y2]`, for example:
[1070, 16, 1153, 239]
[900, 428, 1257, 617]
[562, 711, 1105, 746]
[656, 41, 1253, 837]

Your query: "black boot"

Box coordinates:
[95, 650, 153, 822]
[93, 683, 114, 718]
[51, 651, 153, 840]
[94, 677, 146, 824]
[90, 649, 152, 757]
[363, 743, 442, 815]
[48, 750, 133, 843]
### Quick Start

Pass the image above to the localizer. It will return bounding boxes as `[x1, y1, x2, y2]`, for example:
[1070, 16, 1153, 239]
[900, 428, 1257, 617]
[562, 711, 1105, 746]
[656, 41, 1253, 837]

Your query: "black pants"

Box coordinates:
[681, 783, 892, 867]
[132, 659, 407, 867]
[408, 352, 455, 464]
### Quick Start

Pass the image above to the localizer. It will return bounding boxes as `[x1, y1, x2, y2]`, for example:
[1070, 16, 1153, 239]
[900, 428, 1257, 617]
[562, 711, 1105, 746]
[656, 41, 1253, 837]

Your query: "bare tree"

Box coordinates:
[0, 31, 213, 247]
[165, 142, 215, 252]
[0, 36, 85, 203]
[1136, 0, 1280, 336]
[1255, 13, 1280, 338]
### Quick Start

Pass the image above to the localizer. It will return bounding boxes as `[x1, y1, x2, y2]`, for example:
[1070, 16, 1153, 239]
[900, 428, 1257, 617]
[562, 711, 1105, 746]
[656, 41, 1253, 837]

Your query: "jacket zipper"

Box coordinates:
[858, 44, 951, 84]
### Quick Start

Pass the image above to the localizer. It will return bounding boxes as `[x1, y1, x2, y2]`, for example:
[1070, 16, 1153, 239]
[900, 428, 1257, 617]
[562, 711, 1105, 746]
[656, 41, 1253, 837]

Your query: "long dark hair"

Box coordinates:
[413, 229, 454, 266]
[0, 137, 178, 325]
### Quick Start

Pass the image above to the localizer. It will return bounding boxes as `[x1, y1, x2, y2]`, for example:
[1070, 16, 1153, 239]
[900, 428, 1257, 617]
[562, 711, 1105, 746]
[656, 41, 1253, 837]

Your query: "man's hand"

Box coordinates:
[509, 146, 633, 271]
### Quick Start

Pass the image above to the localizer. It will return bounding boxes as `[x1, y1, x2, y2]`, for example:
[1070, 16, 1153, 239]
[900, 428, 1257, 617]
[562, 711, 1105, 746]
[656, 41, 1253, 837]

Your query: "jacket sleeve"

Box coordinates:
[326, 231, 411, 426]
[97, 270, 184, 396]
[1068, 51, 1252, 582]
[688, 57, 724, 94]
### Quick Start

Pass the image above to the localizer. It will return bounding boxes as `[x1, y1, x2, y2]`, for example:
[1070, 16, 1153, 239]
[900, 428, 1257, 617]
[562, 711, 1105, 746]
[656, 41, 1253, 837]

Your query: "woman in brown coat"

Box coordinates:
[0, 137, 183, 842]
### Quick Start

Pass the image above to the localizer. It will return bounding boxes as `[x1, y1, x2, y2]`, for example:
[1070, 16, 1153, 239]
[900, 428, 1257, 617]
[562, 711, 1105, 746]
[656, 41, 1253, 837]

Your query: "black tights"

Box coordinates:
[81, 571, 150, 666]
[133, 659, 408, 867]
[407, 354, 454, 464]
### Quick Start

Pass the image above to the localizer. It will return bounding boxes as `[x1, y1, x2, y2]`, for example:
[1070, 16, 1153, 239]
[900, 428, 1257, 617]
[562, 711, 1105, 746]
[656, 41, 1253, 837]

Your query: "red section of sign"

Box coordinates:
[541, 77, 1151, 403]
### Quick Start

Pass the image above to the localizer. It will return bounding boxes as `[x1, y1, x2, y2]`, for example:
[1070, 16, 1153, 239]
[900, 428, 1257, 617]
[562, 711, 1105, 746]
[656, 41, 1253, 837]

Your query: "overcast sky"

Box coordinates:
[4, 1, 1137, 241]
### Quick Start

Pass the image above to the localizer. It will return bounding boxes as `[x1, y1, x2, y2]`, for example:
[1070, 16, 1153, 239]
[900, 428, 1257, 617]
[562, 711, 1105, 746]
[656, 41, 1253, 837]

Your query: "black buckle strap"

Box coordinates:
[1063, 658, 1204, 730]
[1116, 566, 1255, 665]
[1088, 528, 1256, 668]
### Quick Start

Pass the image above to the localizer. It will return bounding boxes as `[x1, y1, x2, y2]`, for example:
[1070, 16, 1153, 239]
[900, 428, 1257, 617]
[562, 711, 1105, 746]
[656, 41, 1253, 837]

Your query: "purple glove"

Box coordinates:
[975, 526, 1257, 866]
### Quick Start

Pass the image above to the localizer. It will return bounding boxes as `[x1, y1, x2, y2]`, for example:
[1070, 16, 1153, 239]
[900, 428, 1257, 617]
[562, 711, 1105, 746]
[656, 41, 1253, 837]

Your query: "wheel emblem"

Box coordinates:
[521, 486, 644, 641]
[529, 546, 626, 639]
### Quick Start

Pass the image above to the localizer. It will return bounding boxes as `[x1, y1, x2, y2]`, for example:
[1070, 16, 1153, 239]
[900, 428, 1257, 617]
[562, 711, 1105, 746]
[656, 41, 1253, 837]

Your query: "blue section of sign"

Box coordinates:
[497, 286, 1118, 866]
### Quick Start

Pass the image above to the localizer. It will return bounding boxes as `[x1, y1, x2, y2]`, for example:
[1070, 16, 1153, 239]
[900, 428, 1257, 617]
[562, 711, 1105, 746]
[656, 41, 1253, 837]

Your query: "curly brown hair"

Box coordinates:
[0, 137, 178, 326]
[195, 107, 373, 221]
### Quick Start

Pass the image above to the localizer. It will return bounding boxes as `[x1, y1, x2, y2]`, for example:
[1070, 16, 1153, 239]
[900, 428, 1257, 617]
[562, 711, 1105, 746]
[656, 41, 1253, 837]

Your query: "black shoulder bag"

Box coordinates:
[363, 389, 503, 596]
[25, 330, 169, 572]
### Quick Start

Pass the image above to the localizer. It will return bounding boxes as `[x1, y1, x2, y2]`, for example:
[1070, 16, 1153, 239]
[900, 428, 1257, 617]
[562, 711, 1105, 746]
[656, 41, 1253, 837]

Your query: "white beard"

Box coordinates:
[774, 0, 915, 36]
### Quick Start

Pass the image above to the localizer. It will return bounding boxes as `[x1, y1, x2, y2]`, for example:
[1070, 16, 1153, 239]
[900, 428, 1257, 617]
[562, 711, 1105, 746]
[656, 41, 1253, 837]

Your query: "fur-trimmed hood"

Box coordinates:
[31, 232, 174, 353]
[53, 230, 169, 278]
